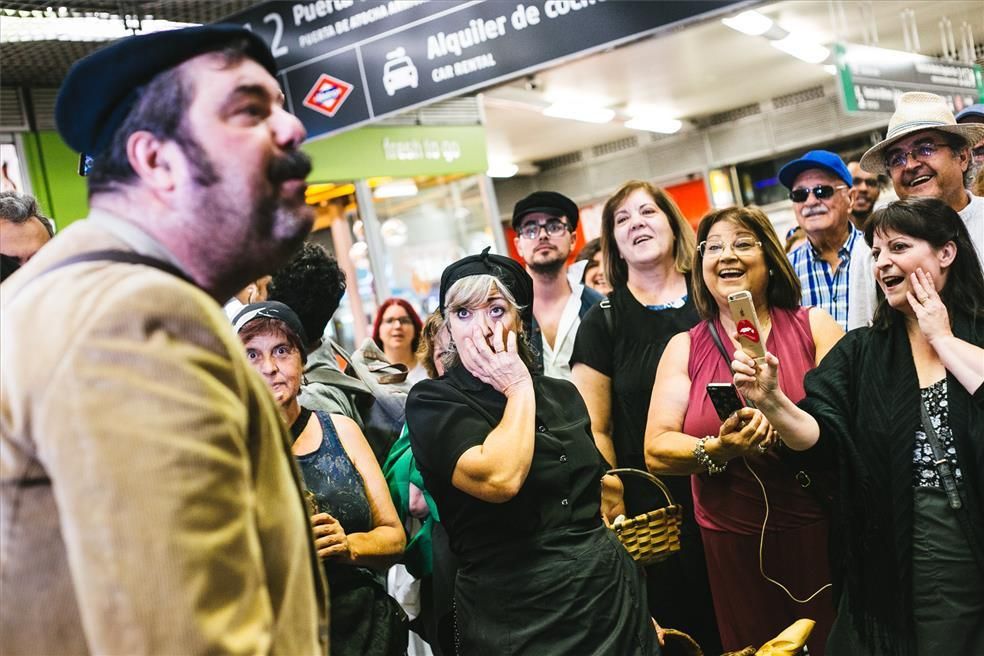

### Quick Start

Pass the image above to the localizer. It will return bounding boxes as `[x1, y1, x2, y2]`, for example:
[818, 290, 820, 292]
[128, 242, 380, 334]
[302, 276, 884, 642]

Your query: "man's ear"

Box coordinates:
[846, 187, 858, 211]
[126, 130, 177, 191]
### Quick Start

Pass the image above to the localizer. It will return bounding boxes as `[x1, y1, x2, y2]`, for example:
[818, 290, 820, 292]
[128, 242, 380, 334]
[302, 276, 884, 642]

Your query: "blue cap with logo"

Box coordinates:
[778, 150, 853, 190]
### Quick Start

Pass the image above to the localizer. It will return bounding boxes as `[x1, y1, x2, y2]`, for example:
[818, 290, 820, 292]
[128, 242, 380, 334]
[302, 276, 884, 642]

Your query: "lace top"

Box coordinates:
[912, 379, 963, 489]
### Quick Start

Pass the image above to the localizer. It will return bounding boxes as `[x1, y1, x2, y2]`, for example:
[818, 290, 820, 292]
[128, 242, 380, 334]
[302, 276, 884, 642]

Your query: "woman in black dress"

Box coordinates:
[570, 180, 719, 651]
[733, 199, 984, 654]
[406, 248, 660, 655]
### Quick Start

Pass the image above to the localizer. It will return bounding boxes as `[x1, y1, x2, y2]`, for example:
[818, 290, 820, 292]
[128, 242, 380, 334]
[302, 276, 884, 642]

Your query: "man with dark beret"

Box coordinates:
[510, 191, 602, 379]
[0, 25, 327, 654]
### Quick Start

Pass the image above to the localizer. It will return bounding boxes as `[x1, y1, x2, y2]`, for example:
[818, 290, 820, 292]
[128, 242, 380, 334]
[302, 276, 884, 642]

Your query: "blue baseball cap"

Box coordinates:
[778, 150, 853, 190]
[956, 104, 984, 124]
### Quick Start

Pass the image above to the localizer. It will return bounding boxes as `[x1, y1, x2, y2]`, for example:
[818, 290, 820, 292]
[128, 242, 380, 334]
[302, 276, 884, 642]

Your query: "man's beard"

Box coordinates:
[528, 253, 566, 276]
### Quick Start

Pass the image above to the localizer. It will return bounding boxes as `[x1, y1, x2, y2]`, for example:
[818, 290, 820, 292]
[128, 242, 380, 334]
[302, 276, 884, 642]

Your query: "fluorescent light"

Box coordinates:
[373, 180, 418, 199]
[542, 103, 615, 124]
[624, 116, 682, 134]
[823, 64, 838, 76]
[771, 35, 830, 64]
[721, 11, 773, 36]
[487, 163, 519, 178]
[0, 15, 198, 42]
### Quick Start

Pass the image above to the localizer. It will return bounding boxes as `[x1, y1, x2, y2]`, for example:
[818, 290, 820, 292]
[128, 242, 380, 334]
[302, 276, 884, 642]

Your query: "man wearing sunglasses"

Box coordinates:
[512, 190, 602, 380]
[779, 150, 877, 331]
[860, 92, 984, 263]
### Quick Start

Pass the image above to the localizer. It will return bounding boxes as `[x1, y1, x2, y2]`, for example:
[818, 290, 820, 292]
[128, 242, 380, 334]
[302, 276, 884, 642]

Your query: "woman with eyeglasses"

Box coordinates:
[732, 198, 984, 654]
[570, 180, 720, 651]
[645, 206, 844, 654]
[373, 298, 426, 383]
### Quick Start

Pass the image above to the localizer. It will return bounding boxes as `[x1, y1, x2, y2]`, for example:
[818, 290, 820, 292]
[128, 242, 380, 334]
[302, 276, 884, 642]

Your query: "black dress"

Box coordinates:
[570, 285, 721, 653]
[406, 365, 659, 655]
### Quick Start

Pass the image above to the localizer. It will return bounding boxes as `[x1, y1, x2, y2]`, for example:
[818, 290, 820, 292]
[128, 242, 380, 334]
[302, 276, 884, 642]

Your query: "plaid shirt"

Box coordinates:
[788, 226, 862, 330]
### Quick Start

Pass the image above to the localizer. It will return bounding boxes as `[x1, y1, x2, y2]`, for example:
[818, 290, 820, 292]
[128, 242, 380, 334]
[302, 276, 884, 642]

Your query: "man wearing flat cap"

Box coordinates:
[779, 150, 877, 330]
[860, 92, 984, 263]
[512, 191, 602, 380]
[0, 25, 327, 655]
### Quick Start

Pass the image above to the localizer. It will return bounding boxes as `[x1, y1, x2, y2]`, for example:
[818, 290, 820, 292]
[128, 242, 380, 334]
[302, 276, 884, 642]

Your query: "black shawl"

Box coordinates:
[792, 312, 984, 655]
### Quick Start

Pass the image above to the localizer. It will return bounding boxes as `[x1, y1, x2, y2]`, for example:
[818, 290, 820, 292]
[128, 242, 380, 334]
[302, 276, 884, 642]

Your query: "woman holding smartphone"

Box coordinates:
[733, 199, 984, 654]
[645, 206, 843, 654]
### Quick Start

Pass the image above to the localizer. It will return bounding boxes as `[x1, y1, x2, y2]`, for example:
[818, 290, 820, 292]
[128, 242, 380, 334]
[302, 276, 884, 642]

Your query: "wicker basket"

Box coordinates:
[606, 467, 683, 566]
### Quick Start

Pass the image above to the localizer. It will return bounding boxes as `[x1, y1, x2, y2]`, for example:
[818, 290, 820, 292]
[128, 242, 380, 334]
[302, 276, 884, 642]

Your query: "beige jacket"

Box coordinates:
[0, 218, 328, 654]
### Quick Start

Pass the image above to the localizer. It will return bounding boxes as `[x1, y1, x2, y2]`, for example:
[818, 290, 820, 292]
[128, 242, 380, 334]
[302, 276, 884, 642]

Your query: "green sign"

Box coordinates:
[303, 125, 488, 181]
[836, 43, 984, 113]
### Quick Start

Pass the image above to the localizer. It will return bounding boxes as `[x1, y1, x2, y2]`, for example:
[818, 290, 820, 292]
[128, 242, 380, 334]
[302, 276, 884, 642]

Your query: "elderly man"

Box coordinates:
[846, 161, 882, 229]
[0, 191, 54, 265]
[512, 190, 602, 379]
[860, 92, 984, 262]
[0, 25, 327, 654]
[780, 150, 876, 330]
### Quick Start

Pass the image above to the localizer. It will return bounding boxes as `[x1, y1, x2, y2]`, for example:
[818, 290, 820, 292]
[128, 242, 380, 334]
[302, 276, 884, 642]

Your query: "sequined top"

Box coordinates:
[913, 379, 963, 489]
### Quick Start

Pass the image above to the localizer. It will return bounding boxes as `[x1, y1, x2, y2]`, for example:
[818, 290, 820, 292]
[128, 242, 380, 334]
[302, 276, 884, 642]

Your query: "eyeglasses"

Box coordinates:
[518, 218, 570, 240]
[885, 142, 951, 171]
[698, 237, 763, 258]
[383, 316, 413, 326]
[789, 184, 848, 203]
[971, 145, 984, 161]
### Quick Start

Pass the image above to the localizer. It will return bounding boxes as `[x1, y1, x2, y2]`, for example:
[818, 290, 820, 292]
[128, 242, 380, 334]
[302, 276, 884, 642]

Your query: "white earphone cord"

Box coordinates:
[743, 456, 832, 604]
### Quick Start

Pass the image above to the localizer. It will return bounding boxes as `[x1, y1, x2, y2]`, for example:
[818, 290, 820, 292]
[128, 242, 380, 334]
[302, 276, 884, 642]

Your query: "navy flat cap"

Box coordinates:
[56, 24, 277, 156]
[511, 191, 580, 230]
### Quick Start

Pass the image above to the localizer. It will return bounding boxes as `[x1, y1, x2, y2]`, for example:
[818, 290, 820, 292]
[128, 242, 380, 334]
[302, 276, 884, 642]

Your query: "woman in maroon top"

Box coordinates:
[644, 206, 843, 653]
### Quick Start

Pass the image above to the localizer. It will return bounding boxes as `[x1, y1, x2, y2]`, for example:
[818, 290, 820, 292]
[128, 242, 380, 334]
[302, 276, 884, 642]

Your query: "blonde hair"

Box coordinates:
[416, 312, 448, 379]
[441, 274, 535, 370]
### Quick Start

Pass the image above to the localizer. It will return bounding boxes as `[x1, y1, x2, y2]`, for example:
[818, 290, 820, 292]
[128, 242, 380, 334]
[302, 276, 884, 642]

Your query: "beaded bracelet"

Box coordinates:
[693, 436, 728, 475]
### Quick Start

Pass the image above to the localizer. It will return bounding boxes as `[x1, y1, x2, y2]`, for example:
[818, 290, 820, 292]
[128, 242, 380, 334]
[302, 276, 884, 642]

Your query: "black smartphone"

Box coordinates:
[706, 383, 744, 421]
[78, 153, 94, 177]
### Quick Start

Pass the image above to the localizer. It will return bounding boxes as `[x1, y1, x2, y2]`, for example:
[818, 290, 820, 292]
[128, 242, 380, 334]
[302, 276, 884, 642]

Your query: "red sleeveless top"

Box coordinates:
[683, 307, 827, 534]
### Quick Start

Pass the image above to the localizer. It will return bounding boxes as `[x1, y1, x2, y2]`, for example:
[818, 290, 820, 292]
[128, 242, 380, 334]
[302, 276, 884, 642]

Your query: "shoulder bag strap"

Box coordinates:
[37, 249, 195, 285]
[600, 297, 614, 339]
[918, 401, 964, 511]
[706, 320, 733, 367]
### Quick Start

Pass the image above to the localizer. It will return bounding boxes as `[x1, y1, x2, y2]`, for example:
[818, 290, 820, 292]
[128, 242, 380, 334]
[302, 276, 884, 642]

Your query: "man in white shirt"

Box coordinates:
[512, 191, 602, 379]
[860, 92, 984, 263]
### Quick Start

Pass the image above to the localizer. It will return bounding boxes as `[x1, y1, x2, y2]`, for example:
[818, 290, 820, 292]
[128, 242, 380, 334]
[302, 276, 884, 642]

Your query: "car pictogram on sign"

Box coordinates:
[303, 74, 354, 118]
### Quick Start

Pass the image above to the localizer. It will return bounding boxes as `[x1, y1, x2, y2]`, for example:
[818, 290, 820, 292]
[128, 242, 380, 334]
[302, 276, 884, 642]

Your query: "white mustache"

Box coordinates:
[800, 205, 828, 217]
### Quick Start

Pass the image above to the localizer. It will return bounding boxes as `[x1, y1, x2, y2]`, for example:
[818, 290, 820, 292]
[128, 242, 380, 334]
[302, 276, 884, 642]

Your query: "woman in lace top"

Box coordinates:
[732, 198, 984, 655]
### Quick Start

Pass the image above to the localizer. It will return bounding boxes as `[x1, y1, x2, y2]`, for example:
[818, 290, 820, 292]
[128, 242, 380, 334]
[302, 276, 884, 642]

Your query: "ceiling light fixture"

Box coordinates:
[624, 116, 683, 134]
[542, 103, 615, 124]
[771, 35, 830, 64]
[0, 15, 198, 42]
[721, 10, 773, 36]
[487, 162, 519, 178]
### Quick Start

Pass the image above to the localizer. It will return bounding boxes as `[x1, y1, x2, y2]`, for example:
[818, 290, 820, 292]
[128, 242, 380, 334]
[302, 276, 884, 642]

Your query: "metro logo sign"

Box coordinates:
[303, 73, 354, 117]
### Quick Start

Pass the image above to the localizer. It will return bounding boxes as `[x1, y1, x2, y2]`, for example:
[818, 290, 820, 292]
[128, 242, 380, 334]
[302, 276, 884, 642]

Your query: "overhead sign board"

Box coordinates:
[835, 43, 984, 114]
[224, 0, 742, 141]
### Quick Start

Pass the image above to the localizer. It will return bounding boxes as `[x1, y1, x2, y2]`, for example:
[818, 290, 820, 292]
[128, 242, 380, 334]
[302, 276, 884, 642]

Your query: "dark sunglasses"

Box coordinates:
[788, 184, 847, 203]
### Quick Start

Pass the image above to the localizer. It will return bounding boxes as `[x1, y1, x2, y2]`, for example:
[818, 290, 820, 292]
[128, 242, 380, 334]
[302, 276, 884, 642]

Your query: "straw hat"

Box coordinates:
[859, 92, 984, 173]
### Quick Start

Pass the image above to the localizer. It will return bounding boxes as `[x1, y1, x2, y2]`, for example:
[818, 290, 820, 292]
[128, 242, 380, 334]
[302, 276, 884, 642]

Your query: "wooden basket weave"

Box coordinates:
[607, 467, 683, 566]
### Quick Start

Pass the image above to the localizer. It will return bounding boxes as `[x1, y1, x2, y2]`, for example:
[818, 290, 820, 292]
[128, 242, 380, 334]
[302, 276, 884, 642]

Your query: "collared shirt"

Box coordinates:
[789, 225, 862, 330]
[88, 209, 186, 270]
[538, 282, 591, 380]
[958, 191, 984, 266]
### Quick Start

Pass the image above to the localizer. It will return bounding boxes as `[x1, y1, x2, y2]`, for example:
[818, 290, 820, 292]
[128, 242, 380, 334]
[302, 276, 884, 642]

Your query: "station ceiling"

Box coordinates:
[1, 1, 982, 170]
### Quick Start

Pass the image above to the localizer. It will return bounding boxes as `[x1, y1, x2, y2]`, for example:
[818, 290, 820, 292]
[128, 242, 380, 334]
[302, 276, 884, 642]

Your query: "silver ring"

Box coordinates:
[757, 443, 768, 453]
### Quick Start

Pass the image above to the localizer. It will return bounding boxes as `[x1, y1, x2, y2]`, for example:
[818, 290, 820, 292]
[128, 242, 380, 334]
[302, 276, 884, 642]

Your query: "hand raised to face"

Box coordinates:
[458, 322, 533, 398]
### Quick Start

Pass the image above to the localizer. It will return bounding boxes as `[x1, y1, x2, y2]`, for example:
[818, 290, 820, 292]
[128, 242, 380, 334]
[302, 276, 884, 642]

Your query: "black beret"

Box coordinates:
[56, 24, 277, 156]
[511, 191, 579, 230]
[439, 247, 534, 333]
[233, 301, 310, 361]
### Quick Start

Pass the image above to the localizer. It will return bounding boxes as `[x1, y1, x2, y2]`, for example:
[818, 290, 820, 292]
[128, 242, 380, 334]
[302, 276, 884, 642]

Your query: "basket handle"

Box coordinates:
[605, 467, 677, 508]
